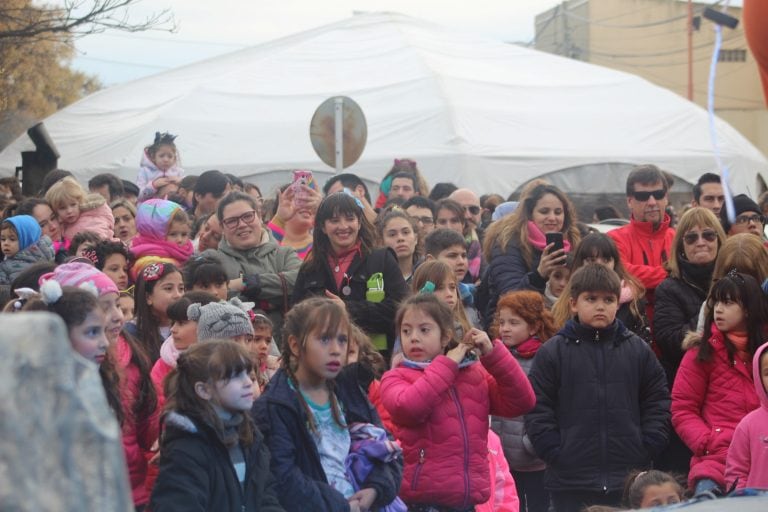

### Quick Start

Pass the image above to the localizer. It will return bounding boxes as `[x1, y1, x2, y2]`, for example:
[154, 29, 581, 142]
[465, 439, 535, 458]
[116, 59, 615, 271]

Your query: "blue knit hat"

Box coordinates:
[3, 215, 42, 252]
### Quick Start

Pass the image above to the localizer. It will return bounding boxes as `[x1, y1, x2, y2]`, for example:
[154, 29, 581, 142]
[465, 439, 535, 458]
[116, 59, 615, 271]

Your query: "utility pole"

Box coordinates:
[687, 0, 694, 101]
[562, 1, 572, 58]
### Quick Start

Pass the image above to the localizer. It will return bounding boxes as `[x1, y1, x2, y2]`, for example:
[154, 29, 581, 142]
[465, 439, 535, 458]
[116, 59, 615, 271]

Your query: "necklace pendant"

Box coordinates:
[334, 265, 340, 273]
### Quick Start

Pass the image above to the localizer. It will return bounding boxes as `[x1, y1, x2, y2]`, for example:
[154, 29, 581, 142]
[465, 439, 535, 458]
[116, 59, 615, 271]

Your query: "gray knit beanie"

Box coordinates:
[188, 297, 255, 342]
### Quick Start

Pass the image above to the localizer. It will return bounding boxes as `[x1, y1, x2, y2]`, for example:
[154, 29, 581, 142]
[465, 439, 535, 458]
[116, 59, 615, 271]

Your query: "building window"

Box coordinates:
[718, 49, 747, 62]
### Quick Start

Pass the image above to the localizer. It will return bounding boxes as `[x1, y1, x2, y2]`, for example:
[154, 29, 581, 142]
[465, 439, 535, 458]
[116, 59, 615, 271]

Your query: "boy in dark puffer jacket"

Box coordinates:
[525, 264, 670, 512]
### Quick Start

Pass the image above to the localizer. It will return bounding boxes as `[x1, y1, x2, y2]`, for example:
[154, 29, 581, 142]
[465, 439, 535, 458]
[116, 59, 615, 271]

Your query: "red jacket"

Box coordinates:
[671, 326, 760, 489]
[608, 214, 675, 324]
[725, 341, 768, 489]
[380, 341, 535, 509]
[117, 336, 160, 507]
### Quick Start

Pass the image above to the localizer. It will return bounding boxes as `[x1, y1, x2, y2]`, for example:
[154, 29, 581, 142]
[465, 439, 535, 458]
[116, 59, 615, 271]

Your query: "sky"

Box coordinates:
[69, 0, 563, 86]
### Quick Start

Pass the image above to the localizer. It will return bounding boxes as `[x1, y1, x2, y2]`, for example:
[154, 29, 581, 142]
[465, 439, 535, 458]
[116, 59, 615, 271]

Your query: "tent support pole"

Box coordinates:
[334, 97, 344, 172]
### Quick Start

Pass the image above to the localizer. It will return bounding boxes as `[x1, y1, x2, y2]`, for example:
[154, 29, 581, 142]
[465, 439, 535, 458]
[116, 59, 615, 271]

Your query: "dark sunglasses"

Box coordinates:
[683, 230, 718, 245]
[631, 189, 666, 201]
[463, 205, 481, 215]
[222, 210, 257, 229]
[734, 214, 764, 225]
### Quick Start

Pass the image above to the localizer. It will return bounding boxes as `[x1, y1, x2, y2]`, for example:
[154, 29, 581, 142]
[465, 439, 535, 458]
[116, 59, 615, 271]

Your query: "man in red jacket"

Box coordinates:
[608, 165, 675, 327]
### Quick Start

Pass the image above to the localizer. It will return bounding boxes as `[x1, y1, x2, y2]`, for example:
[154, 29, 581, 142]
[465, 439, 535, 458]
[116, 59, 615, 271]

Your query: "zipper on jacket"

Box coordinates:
[411, 448, 426, 491]
[595, 333, 609, 493]
[449, 386, 471, 508]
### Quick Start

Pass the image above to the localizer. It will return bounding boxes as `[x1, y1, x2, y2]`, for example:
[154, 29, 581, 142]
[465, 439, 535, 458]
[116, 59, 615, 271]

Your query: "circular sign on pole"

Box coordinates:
[310, 96, 367, 171]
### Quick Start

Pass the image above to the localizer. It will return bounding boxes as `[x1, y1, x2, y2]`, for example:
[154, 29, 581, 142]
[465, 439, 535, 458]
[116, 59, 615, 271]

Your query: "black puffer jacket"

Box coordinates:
[150, 412, 284, 512]
[483, 239, 545, 329]
[525, 319, 670, 493]
[653, 263, 711, 386]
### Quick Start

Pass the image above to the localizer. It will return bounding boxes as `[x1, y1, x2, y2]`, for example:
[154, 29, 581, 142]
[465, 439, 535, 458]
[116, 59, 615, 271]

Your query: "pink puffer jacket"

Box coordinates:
[725, 341, 768, 489]
[61, 199, 115, 241]
[671, 326, 760, 489]
[117, 336, 160, 506]
[380, 341, 535, 509]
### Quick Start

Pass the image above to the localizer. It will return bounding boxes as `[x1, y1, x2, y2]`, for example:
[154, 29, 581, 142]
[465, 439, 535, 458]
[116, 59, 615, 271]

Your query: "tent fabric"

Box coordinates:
[1, 12, 766, 196]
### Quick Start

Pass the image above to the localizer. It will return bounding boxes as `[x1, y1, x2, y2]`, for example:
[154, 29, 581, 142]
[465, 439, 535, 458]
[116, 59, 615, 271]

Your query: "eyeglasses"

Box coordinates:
[462, 205, 481, 215]
[734, 214, 764, 225]
[683, 230, 718, 245]
[410, 215, 434, 226]
[631, 189, 666, 201]
[222, 210, 257, 229]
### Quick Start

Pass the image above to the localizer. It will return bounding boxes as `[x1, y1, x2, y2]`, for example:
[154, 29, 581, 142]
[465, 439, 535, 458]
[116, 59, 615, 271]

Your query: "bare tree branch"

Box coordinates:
[0, 0, 176, 41]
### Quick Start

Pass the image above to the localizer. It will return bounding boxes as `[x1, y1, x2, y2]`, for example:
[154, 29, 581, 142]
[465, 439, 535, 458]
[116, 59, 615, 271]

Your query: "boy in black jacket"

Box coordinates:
[525, 264, 670, 512]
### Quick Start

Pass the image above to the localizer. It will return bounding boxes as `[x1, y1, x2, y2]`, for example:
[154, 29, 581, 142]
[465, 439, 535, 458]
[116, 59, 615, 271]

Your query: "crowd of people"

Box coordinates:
[2, 133, 768, 512]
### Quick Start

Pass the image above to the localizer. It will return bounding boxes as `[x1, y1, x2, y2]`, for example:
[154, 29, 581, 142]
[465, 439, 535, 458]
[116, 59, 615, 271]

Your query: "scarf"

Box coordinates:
[159, 336, 181, 367]
[679, 259, 715, 293]
[327, 240, 362, 290]
[131, 233, 194, 264]
[401, 350, 479, 370]
[727, 330, 752, 364]
[527, 221, 572, 253]
[511, 337, 542, 359]
[214, 408, 245, 447]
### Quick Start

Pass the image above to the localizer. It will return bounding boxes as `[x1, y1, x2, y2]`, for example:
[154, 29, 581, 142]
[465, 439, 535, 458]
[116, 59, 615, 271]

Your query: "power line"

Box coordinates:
[586, 31, 742, 59]
[97, 31, 249, 48]
[565, 9, 688, 29]
[76, 55, 171, 70]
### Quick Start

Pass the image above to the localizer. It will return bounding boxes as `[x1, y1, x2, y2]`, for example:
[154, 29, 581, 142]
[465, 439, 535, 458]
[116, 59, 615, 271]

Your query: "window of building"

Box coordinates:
[718, 49, 747, 63]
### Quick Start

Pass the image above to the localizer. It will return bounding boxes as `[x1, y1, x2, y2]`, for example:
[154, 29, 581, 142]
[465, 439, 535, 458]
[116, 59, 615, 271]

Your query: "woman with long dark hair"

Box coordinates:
[292, 192, 408, 359]
[482, 183, 580, 326]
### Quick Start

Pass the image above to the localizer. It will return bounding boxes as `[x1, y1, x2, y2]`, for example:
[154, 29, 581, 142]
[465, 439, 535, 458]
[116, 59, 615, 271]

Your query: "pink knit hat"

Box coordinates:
[39, 262, 119, 297]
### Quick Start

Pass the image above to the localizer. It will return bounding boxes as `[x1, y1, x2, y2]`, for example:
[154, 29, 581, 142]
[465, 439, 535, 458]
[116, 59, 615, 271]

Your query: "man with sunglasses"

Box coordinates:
[608, 165, 676, 326]
[449, 188, 483, 234]
[719, 194, 766, 238]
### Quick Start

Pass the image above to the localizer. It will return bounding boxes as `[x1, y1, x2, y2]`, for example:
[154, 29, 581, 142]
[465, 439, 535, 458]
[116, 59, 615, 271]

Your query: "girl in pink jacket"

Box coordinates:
[725, 340, 768, 489]
[672, 272, 767, 493]
[381, 294, 536, 511]
[44, 176, 115, 241]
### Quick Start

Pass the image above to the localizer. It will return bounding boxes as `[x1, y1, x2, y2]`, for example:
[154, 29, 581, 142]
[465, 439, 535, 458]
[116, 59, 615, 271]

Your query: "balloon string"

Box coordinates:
[707, 1, 735, 222]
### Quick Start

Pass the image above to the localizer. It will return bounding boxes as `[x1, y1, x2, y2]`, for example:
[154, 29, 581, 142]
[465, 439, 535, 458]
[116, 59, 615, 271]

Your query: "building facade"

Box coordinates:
[535, 0, 768, 160]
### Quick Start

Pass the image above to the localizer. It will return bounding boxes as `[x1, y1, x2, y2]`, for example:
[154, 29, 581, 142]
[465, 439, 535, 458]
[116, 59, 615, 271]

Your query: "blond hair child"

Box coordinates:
[45, 176, 115, 241]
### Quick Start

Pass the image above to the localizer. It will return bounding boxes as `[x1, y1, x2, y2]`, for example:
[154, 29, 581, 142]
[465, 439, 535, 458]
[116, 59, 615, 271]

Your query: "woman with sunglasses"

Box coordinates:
[655, 208, 727, 387]
[292, 192, 408, 361]
[652, 207, 726, 475]
[199, 191, 301, 344]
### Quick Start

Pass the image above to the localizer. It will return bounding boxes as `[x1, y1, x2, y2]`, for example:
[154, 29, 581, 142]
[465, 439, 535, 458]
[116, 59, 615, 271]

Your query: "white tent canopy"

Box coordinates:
[1, 12, 766, 196]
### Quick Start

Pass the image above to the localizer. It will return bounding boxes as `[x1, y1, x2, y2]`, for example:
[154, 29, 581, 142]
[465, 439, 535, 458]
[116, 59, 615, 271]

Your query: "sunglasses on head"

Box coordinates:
[683, 230, 718, 245]
[463, 205, 481, 215]
[631, 189, 666, 201]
